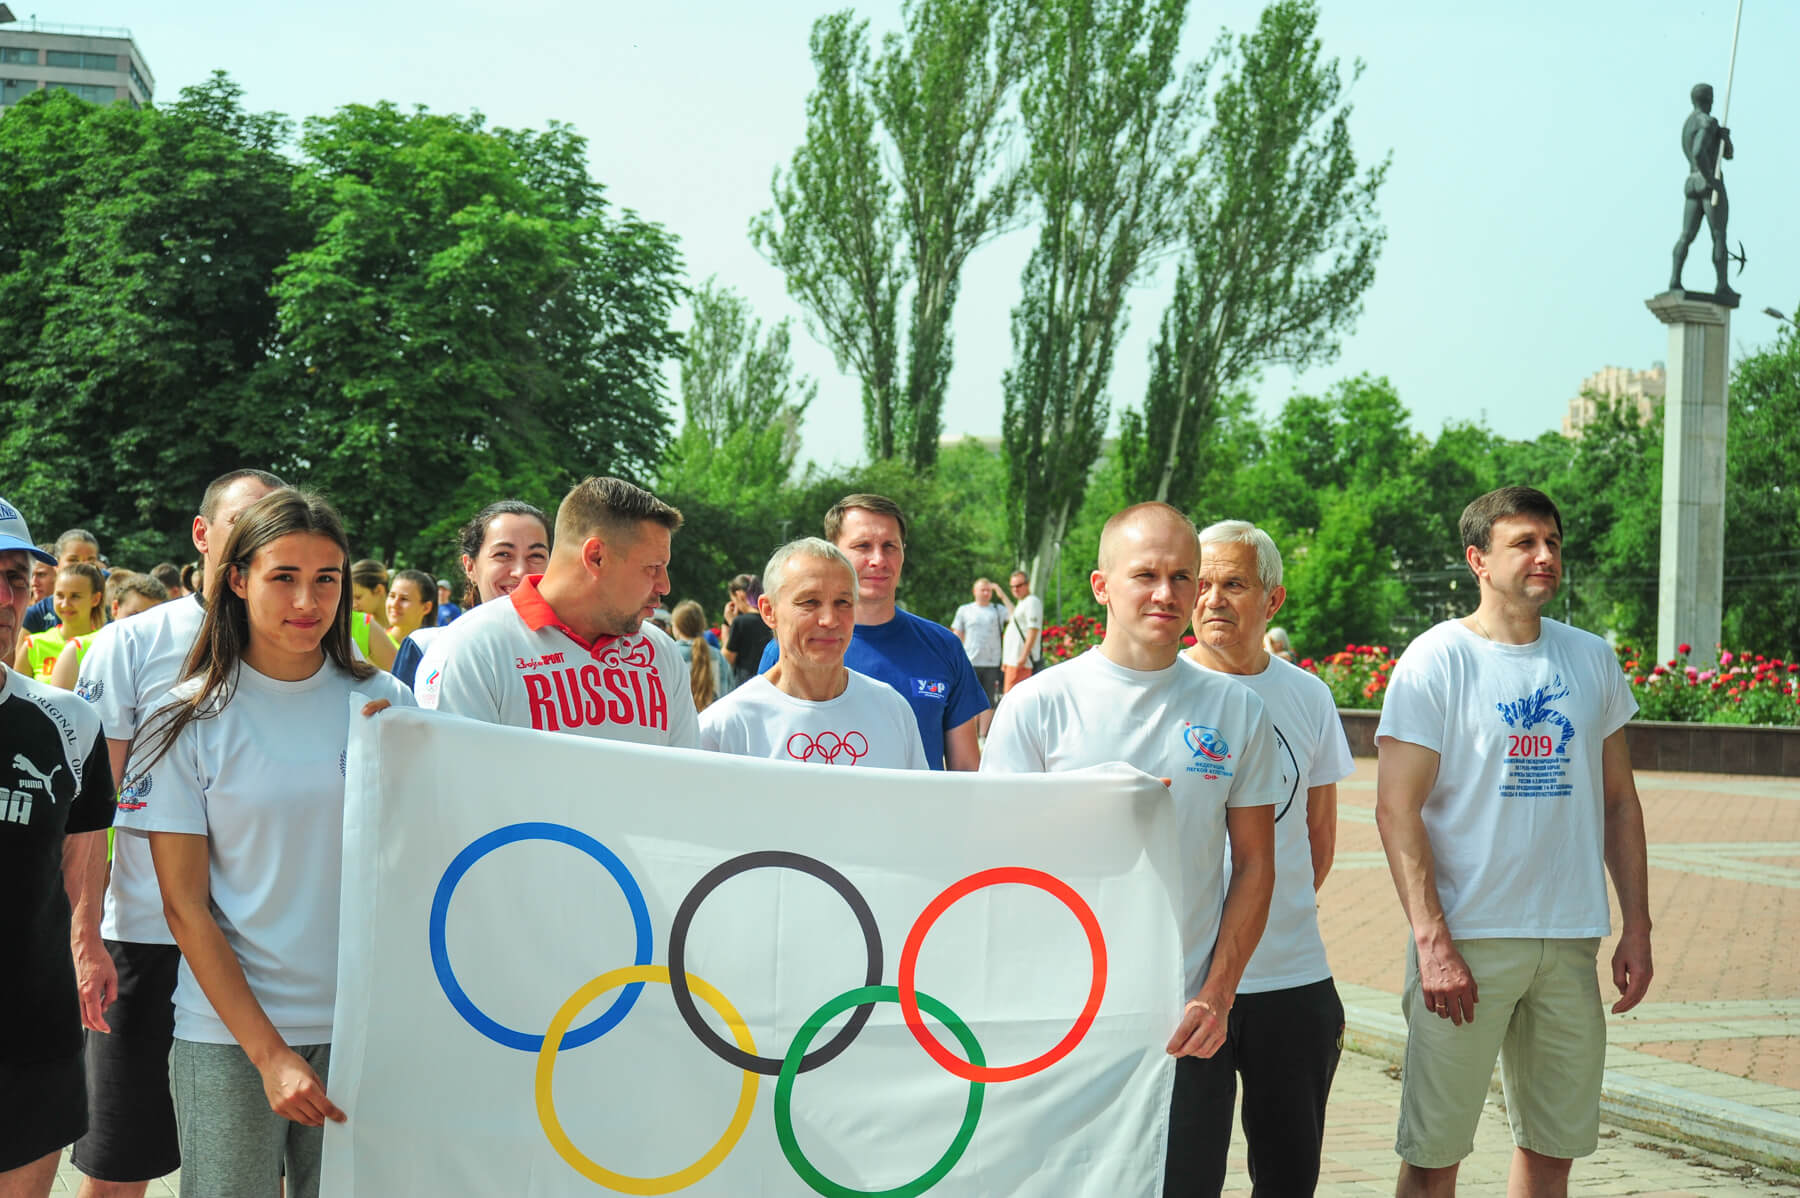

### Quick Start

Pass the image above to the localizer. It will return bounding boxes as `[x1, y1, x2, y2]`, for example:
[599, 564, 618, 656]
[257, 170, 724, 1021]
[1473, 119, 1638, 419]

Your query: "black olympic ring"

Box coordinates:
[667, 850, 883, 1077]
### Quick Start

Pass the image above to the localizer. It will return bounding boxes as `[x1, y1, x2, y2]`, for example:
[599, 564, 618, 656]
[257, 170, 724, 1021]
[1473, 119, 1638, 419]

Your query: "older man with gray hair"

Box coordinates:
[700, 538, 927, 768]
[1181, 519, 1355, 1196]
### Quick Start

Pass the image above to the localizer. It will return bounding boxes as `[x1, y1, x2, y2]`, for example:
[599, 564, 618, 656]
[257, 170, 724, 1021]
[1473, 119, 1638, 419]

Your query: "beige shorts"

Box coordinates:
[1396, 936, 1605, 1168]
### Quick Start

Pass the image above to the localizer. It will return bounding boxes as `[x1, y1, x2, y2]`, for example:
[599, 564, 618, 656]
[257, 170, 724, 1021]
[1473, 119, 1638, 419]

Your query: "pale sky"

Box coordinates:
[33, 0, 1798, 469]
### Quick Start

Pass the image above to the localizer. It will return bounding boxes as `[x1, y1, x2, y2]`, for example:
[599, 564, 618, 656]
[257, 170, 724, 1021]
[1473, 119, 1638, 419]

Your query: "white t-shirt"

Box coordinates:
[699, 672, 929, 769]
[74, 593, 207, 944]
[1002, 593, 1044, 667]
[114, 661, 416, 1044]
[414, 576, 699, 749]
[1184, 653, 1354, 993]
[1376, 618, 1637, 939]
[981, 648, 1282, 997]
[950, 602, 1007, 668]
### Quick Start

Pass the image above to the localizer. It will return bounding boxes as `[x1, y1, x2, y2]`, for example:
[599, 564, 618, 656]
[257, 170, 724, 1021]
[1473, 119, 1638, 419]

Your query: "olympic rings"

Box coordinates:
[897, 866, 1106, 1084]
[775, 985, 984, 1198]
[668, 851, 883, 1076]
[785, 731, 870, 764]
[536, 965, 758, 1195]
[429, 824, 1108, 1194]
[430, 822, 652, 1051]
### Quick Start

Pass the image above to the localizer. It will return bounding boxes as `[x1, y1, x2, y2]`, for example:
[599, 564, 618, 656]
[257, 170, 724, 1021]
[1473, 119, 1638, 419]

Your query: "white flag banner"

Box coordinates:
[323, 706, 1185, 1197]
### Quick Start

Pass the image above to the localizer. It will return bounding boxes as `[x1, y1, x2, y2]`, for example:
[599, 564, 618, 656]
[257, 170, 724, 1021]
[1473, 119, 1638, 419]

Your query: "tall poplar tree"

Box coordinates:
[1117, 0, 1387, 512]
[1001, 0, 1207, 584]
[755, 0, 1030, 468]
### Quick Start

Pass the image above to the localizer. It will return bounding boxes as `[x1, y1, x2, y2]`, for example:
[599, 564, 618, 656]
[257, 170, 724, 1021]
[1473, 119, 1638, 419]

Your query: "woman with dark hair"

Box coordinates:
[390, 500, 550, 689]
[114, 490, 413, 1198]
[718, 572, 771, 687]
[384, 568, 437, 648]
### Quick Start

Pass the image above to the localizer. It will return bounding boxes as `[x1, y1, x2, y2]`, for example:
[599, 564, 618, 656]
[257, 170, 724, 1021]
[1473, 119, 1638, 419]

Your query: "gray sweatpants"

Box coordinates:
[169, 1038, 331, 1198]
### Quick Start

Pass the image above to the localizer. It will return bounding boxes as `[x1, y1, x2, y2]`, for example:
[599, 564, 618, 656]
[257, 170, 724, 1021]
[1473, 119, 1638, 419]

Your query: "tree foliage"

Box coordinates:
[268, 103, 683, 565]
[1722, 318, 1800, 658]
[1117, 0, 1387, 512]
[755, 0, 1030, 468]
[1002, 0, 1206, 585]
[0, 75, 298, 564]
[660, 278, 815, 512]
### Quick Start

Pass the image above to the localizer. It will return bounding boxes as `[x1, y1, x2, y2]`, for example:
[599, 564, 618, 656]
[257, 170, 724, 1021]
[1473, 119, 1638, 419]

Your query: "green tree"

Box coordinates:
[753, 12, 903, 462]
[1117, 0, 1386, 512]
[266, 104, 683, 565]
[0, 76, 298, 564]
[1002, 0, 1207, 585]
[1722, 325, 1800, 657]
[661, 278, 815, 511]
[875, 0, 1036, 468]
[756, 0, 1030, 468]
[1280, 490, 1404, 656]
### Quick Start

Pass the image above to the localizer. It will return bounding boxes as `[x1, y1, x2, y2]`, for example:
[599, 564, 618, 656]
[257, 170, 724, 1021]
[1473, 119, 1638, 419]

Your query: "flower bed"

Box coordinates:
[1618, 644, 1800, 727]
[1039, 613, 1105, 663]
[1299, 644, 1396, 709]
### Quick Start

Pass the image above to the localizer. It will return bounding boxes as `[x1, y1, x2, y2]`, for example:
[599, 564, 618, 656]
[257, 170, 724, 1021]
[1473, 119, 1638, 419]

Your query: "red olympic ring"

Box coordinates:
[784, 730, 869, 764]
[897, 866, 1106, 1084]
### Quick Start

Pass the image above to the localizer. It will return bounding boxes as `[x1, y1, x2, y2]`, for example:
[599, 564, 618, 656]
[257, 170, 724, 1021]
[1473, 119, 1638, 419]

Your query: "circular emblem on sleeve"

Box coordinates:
[75, 677, 103, 702]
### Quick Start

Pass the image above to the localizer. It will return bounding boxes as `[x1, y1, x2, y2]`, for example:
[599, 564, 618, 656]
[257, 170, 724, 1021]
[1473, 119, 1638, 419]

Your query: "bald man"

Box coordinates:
[981, 502, 1282, 1196]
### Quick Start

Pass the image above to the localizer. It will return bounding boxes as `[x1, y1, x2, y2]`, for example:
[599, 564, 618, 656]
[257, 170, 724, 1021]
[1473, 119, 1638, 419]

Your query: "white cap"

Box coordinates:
[0, 497, 56, 565]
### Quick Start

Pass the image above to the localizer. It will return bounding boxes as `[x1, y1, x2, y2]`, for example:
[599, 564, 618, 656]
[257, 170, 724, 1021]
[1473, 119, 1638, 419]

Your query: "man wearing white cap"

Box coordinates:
[0, 497, 116, 1198]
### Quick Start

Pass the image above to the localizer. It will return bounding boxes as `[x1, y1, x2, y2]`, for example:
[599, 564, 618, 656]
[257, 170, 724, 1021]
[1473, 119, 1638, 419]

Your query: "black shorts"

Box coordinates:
[973, 666, 1004, 708]
[70, 939, 182, 1182]
[0, 1051, 86, 1171]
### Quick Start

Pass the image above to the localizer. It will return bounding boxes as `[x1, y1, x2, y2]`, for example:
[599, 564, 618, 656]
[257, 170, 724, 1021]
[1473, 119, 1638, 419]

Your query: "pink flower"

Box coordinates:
[1721, 651, 1735, 666]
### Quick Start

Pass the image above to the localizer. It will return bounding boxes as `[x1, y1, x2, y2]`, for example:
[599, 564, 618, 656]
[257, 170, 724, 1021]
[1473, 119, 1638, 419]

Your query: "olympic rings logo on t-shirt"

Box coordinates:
[427, 823, 1108, 1196]
[784, 730, 869, 765]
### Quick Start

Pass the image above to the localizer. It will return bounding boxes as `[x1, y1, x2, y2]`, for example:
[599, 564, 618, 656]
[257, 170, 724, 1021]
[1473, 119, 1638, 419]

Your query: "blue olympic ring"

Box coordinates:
[428, 821, 652, 1051]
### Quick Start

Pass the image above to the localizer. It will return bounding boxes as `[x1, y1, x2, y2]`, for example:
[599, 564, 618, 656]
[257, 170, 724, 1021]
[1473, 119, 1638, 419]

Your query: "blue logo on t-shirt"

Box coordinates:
[913, 677, 949, 701]
[1496, 675, 1574, 754]
[75, 677, 103, 703]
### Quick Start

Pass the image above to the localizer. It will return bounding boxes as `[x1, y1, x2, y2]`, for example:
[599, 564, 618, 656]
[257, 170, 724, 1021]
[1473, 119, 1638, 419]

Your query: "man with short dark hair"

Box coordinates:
[1377, 485, 1652, 1198]
[416, 476, 698, 748]
[0, 497, 116, 1198]
[759, 493, 986, 770]
[69, 467, 284, 1197]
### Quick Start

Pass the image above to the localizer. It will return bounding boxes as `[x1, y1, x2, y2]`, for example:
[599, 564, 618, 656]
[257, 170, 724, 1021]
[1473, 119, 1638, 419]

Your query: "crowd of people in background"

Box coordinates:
[3, 471, 1652, 1198]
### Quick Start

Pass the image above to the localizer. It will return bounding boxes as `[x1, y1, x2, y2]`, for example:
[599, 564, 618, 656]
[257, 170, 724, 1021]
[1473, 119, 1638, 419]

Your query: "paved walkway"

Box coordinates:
[1321, 760, 1800, 1173]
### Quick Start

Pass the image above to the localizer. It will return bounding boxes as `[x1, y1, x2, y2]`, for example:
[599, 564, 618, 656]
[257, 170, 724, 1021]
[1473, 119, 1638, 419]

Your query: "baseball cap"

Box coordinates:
[0, 497, 57, 565]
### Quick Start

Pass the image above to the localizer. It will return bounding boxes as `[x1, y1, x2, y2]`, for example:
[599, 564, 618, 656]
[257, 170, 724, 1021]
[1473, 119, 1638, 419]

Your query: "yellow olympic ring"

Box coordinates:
[535, 964, 759, 1195]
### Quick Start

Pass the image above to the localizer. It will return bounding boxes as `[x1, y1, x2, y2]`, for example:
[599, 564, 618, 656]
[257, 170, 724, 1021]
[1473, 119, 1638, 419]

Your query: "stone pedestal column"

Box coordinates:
[1645, 291, 1730, 666]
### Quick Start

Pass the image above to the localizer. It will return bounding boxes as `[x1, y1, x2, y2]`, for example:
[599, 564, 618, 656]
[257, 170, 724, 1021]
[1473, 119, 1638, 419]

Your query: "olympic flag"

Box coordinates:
[324, 706, 1186, 1196]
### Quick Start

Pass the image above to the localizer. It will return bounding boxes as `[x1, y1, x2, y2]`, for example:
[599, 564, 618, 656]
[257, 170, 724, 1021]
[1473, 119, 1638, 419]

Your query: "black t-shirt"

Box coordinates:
[1, 668, 115, 1065]
[726, 611, 773, 686]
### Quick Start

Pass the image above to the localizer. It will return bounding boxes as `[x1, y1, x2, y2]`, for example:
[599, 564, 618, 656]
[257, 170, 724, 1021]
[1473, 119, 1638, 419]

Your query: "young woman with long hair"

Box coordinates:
[391, 500, 550, 689]
[114, 489, 413, 1198]
[14, 560, 106, 681]
[384, 567, 437, 647]
[670, 599, 732, 712]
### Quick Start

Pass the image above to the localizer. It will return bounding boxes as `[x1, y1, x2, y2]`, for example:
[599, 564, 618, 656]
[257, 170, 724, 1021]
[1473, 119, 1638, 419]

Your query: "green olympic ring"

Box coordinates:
[774, 985, 985, 1198]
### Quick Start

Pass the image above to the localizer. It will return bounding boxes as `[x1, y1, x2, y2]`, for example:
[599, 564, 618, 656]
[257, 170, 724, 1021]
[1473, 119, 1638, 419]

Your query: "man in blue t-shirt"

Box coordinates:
[760, 493, 986, 770]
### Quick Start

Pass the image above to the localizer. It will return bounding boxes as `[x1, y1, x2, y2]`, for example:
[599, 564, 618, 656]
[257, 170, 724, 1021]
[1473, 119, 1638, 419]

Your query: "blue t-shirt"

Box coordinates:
[392, 634, 425, 689]
[23, 595, 56, 634]
[758, 609, 988, 770]
[436, 602, 464, 627]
